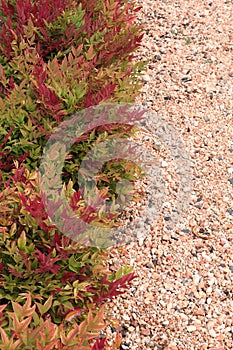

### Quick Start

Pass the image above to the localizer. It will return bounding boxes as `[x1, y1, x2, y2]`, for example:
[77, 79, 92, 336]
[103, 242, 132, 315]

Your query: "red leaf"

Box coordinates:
[92, 337, 106, 350]
[34, 249, 61, 274]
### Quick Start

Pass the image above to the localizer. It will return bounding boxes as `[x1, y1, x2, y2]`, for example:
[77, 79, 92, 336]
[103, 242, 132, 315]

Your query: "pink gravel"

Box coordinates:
[106, 0, 233, 349]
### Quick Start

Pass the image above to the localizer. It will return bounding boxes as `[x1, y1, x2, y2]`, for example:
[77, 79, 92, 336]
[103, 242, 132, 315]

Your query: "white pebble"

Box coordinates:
[151, 248, 157, 256]
[187, 325, 197, 332]
[122, 314, 131, 321]
[193, 274, 201, 285]
[142, 74, 151, 82]
[161, 161, 168, 167]
[209, 329, 216, 337]
[208, 278, 215, 286]
[162, 201, 171, 208]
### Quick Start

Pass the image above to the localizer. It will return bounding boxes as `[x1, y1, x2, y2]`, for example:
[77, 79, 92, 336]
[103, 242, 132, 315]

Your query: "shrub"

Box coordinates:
[0, 0, 144, 186]
[0, 293, 120, 349]
[0, 167, 136, 346]
[0, 0, 144, 348]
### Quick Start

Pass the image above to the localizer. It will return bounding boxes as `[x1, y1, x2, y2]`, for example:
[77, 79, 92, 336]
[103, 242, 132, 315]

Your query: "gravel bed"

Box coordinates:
[105, 0, 233, 349]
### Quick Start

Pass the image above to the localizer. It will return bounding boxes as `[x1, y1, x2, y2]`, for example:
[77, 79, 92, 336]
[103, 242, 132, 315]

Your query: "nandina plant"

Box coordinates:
[0, 293, 122, 349]
[0, 168, 136, 322]
[0, 0, 144, 347]
[0, 0, 144, 187]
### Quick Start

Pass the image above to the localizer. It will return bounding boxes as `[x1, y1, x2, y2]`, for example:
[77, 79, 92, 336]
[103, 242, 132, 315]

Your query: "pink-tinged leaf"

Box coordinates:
[11, 301, 24, 319]
[0, 327, 9, 343]
[66, 323, 82, 343]
[12, 293, 36, 318]
[7, 267, 23, 278]
[0, 305, 7, 314]
[0, 326, 22, 349]
[29, 319, 57, 343]
[36, 339, 59, 350]
[12, 314, 32, 333]
[85, 45, 95, 60]
[64, 308, 84, 322]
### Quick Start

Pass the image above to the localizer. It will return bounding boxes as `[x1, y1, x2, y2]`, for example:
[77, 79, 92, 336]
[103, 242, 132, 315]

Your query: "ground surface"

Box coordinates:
[107, 1, 233, 349]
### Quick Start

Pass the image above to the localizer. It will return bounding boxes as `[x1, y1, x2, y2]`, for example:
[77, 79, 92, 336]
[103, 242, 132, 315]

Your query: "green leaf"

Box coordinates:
[115, 267, 123, 280]
[35, 296, 53, 316]
[17, 231, 26, 251]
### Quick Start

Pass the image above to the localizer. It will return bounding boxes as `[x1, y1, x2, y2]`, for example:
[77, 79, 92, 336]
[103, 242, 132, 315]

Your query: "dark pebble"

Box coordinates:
[229, 148, 233, 153]
[121, 326, 128, 337]
[229, 178, 233, 185]
[164, 96, 171, 100]
[182, 277, 191, 284]
[164, 216, 171, 221]
[229, 73, 233, 77]
[229, 266, 233, 272]
[227, 209, 233, 215]
[171, 236, 179, 241]
[181, 229, 190, 233]
[199, 230, 211, 236]
[223, 290, 231, 296]
[197, 197, 202, 202]
[153, 55, 161, 62]
[148, 199, 153, 208]
[181, 77, 192, 82]
[111, 326, 117, 333]
[188, 292, 194, 300]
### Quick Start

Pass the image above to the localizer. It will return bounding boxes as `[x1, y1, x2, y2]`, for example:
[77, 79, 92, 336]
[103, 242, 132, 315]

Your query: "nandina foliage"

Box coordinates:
[0, 293, 123, 349]
[0, 0, 144, 186]
[0, 0, 143, 348]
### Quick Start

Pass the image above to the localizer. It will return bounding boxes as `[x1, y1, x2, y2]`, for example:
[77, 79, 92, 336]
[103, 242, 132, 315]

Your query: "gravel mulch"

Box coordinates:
[105, 1, 233, 349]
